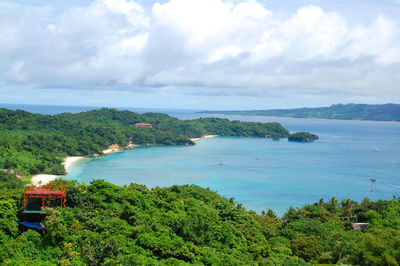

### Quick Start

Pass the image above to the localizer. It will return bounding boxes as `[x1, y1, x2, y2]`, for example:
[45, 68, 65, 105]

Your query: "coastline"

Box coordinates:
[29, 137, 212, 185]
[190, 135, 218, 142]
[103, 143, 137, 154]
[31, 156, 84, 185]
[30, 143, 137, 185]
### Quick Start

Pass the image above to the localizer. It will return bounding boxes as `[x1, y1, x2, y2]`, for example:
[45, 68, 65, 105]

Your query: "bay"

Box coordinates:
[3, 103, 399, 215]
[64, 114, 400, 215]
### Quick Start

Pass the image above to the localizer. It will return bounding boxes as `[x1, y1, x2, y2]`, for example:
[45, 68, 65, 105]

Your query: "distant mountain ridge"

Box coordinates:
[200, 103, 400, 122]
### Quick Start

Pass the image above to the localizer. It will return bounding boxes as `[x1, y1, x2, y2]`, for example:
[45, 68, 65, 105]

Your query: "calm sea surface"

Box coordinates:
[2, 103, 400, 215]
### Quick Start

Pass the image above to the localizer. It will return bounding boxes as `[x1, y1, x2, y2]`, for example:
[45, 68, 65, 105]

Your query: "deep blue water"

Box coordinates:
[3, 103, 400, 215]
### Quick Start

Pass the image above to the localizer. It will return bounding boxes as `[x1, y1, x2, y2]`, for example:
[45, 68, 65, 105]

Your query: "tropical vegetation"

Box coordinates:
[1, 172, 400, 265]
[288, 132, 319, 142]
[0, 108, 296, 175]
[201, 103, 400, 122]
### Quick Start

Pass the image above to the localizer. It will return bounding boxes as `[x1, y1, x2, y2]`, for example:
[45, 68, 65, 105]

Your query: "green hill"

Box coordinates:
[201, 103, 400, 121]
[0, 108, 295, 175]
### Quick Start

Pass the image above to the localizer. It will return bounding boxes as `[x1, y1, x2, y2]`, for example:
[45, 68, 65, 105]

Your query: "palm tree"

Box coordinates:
[328, 197, 339, 212]
[341, 199, 355, 221]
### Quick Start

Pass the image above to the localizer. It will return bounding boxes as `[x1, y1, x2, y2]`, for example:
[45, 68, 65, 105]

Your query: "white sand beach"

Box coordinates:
[103, 143, 138, 154]
[103, 144, 121, 154]
[63, 156, 84, 171]
[31, 137, 208, 185]
[190, 135, 218, 142]
[31, 156, 84, 185]
[103, 148, 122, 154]
[31, 174, 59, 186]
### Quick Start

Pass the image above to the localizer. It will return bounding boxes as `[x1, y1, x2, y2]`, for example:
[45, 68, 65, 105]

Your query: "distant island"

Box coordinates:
[200, 103, 400, 122]
[0, 108, 316, 176]
[288, 132, 319, 142]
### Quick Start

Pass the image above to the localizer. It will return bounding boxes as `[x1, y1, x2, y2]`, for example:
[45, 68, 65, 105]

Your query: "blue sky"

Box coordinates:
[0, 0, 400, 110]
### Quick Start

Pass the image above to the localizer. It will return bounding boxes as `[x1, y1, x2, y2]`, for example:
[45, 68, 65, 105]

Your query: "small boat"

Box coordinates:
[206, 163, 213, 167]
[218, 162, 225, 165]
[369, 177, 376, 182]
[374, 148, 380, 151]
[369, 188, 374, 192]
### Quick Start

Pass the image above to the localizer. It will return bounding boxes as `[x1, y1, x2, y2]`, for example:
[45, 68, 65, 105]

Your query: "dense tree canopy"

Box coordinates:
[0, 172, 399, 265]
[288, 132, 319, 142]
[201, 103, 400, 122]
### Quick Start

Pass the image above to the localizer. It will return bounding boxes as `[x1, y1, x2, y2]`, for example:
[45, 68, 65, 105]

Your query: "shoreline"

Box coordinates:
[190, 135, 218, 142]
[30, 137, 213, 185]
[196, 113, 400, 124]
[31, 156, 84, 185]
[30, 143, 137, 185]
[103, 143, 137, 154]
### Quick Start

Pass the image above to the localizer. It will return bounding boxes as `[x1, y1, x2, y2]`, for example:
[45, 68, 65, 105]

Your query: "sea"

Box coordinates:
[2, 103, 400, 215]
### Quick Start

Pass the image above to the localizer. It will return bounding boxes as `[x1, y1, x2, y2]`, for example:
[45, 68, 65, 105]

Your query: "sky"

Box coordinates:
[0, 0, 400, 110]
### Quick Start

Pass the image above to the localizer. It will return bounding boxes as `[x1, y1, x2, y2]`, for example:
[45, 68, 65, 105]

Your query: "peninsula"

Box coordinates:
[288, 132, 319, 142]
[200, 103, 400, 122]
[0, 108, 316, 177]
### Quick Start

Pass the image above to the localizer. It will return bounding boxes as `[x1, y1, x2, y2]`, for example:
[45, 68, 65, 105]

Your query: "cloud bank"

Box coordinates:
[1, 0, 400, 102]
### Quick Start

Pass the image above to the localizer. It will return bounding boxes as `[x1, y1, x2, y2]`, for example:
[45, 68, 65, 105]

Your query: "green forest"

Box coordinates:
[288, 132, 319, 142]
[201, 103, 400, 121]
[0, 108, 298, 176]
[1, 171, 400, 265]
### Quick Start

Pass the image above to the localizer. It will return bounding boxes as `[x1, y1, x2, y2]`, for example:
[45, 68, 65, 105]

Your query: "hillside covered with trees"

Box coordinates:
[288, 132, 319, 142]
[1, 172, 399, 265]
[201, 103, 400, 121]
[0, 108, 296, 175]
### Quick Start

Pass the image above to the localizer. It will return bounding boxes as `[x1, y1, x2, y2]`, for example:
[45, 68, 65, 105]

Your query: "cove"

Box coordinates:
[64, 117, 400, 215]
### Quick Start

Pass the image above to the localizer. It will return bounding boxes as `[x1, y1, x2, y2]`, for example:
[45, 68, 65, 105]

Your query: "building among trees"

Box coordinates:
[135, 123, 152, 128]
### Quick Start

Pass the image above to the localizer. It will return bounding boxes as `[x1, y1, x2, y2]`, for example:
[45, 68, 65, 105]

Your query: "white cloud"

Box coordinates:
[281, 6, 349, 59]
[119, 33, 149, 50]
[209, 45, 244, 62]
[0, 0, 399, 101]
[345, 16, 400, 64]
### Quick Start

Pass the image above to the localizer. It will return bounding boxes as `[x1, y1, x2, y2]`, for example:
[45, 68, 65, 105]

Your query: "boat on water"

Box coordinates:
[374, 148, 380, 151]
[207, 163, 213, 167]
[369, 177, 376, 182]
[218, 162, 225, 165]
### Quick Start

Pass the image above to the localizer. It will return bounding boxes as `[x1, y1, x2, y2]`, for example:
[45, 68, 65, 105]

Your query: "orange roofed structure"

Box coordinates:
[24, 184, 66, 211]
[18, 184, 66, 232]
[135, 123, 152, 128]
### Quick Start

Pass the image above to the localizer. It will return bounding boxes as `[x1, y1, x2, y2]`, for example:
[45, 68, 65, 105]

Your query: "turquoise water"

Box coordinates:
[64, 116, 400, 215]
[4, 103, 398, 215]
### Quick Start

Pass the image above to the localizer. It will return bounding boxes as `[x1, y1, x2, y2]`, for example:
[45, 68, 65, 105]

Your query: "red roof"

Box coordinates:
[25, 184, 65, 196]
[135, 123, 152, 128]
[24, 184, 66, 210]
